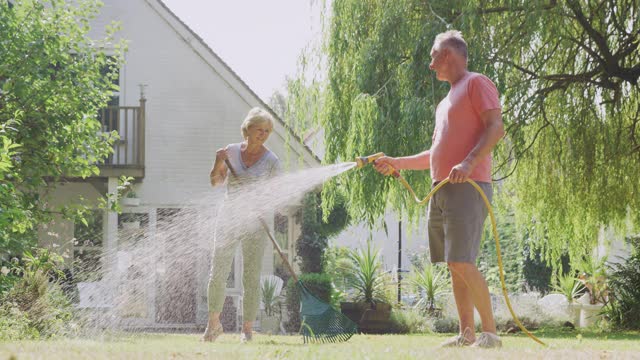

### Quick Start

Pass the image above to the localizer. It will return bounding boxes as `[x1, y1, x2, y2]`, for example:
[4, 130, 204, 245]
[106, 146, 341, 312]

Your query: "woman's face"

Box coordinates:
[246, 121, 272, 145]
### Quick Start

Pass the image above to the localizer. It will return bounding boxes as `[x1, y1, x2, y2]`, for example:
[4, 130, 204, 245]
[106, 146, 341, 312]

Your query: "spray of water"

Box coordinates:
[73, 162, 356, 334]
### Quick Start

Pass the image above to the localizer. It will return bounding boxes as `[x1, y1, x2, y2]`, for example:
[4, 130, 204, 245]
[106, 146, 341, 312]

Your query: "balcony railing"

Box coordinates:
[97, 96, 146, 178]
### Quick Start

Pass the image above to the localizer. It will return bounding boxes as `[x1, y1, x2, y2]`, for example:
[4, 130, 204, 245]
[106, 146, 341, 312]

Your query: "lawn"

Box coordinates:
[1, 329, 639, 360]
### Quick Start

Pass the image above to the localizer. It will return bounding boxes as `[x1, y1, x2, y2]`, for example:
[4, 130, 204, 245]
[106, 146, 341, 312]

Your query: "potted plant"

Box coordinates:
[260, 277, 281, 334]
[410, 260, 449, 317]
[575, 256, 608, 327]
[341, 242, 392, 333]
[551, 272, 585, 325]
[121, 190, 140, 207]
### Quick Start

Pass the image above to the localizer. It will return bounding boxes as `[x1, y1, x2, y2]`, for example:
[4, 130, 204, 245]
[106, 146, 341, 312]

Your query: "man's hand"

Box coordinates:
[448, 160, 473, 183]
[373, 156, 398, 176]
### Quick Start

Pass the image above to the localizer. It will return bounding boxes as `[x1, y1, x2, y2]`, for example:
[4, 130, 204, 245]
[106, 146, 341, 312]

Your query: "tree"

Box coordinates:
[295, 192, 350, 273]
[289, 0, 639, 267]
[0, 0, 123, 255]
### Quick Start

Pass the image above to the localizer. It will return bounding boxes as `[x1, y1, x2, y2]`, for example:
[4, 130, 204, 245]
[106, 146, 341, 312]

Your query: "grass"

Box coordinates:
[1, 328, 639, 359]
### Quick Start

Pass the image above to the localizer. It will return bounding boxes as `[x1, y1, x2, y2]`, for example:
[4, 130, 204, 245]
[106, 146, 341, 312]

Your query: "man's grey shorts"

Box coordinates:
[427, 181, 492, 264]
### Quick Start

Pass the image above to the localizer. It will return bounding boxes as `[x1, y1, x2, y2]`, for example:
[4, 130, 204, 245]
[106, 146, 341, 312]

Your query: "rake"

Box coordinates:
[224, 160, 357, 343]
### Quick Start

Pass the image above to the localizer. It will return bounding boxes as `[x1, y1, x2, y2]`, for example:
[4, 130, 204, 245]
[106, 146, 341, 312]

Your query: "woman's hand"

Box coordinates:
[373, 156, 398, 176]
[215, 146, 229, 162]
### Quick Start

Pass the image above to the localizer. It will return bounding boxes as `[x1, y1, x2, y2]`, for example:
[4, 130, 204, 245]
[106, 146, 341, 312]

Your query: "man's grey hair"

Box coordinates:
[433, 30, 468, 59]
[241, 107, 275, 139]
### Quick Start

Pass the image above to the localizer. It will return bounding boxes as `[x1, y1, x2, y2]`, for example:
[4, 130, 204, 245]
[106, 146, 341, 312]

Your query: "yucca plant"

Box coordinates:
[347, 242, 387, 304]
[552, 272, 585, 303]
[575, 256, 608, 304]
[261, 277, 279, 317]
[410, 261, 449, 314]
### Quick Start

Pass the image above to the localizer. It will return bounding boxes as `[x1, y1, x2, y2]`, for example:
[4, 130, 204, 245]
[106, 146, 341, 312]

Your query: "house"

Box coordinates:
[37, 0, 320, 331]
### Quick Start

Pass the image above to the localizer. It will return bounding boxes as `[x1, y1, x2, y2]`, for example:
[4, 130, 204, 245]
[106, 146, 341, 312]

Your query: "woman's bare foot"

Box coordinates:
[240, 331, 252, 343]
[240, 321, 253, 343]
[202, 322, 223, 342]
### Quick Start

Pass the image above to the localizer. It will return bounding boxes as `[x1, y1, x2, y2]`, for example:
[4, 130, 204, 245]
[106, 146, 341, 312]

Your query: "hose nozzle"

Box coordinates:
[355, 152, 385, 168]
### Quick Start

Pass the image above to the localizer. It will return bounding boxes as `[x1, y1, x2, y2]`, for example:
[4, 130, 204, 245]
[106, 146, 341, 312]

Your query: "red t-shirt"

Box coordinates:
[430, 72, 501, 183]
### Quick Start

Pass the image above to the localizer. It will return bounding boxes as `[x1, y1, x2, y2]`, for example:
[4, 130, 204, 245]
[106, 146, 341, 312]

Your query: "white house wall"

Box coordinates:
[88, 0, 316, 207]
[38, 182, 104, 266]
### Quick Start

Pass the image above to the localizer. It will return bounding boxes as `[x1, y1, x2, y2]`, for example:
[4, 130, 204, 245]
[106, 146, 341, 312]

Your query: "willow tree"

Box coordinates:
[291, 0, 639, 264]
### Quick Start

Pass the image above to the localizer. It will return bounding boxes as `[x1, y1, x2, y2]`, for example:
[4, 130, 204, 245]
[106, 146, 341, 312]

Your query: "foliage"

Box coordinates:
[0, 248, 75, 339]
[603, 237, 640, 329]
[575, 255, 608, 304]
[289, 0, 640, 269]
[0, 303, 35, 340]
[295, 193, 350, 273]
[389, 308, 431, 334]
[0, 0, 125, 256]
[477, 209, 525, 294]
[430, 316, 459, 333]
[551, 273, 586, 303]
[409, 260, 449, 314]
[0, 261, 20, 295]
[347, 242, 388, 304]
[284, 273, 333, 333]
[522, 239, 571, 294]
[261, 277, 281, 317]
[322, 245, 356, 299]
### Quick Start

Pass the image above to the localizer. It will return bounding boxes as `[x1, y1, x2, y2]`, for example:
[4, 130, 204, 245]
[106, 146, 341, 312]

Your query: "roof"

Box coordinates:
[146, 0, 321, 165]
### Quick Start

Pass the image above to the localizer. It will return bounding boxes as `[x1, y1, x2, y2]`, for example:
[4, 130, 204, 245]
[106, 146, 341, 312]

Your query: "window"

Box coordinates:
[98, 56, 120, 133]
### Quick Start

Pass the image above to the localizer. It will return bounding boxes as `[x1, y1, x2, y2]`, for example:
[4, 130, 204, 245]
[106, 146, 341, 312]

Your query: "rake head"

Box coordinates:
[297, 282, 358, 344]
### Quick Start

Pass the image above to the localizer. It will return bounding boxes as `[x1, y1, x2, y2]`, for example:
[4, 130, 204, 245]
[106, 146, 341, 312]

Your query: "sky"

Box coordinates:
[161, 0, 323, 103]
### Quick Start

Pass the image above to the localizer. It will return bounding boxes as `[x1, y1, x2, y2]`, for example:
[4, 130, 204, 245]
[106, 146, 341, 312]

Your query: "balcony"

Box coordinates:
[97, 96, 146, 178]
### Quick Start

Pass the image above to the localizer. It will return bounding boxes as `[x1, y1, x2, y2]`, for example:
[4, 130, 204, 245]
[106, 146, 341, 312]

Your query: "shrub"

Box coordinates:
[0, 248, 76, 339]
[389, 308, 431, 334]
[322, 246, 356, 296]
[496, 316, 540, 333]
[0, 265, 20, 295]
[431, 316, 459, 333]
[0, 304, 35, 340]
[603, 237, 640, 330]
[284, 273, 332, 333]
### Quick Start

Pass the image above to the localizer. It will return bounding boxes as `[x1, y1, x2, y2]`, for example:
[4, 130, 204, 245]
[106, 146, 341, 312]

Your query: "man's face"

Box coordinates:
[429, 46, 449, 81]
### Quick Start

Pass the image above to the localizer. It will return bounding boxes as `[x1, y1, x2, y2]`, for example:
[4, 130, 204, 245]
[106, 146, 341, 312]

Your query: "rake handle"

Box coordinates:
[224, 159, 299, 283]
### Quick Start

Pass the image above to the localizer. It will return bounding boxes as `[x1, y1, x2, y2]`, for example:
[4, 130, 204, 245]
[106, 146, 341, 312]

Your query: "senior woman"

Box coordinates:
[203, 107, 281, 343]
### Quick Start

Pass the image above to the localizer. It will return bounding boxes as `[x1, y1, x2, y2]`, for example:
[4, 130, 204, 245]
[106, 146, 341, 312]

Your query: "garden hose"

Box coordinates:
[359, 154, 546, 346]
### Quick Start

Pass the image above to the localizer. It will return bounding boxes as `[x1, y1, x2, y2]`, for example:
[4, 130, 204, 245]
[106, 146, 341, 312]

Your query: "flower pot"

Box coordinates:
[579, 303, 604, 328]
[567, 303, 582, 327]
[340, 302, 392, 334]
[340, 302, 367, 325]
[359, 303, 392, 334]
[122, 197, 140, 206]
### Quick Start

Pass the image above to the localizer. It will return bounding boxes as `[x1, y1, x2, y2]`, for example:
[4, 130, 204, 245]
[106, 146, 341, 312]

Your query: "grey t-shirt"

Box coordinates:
[224, 142, 281, 194]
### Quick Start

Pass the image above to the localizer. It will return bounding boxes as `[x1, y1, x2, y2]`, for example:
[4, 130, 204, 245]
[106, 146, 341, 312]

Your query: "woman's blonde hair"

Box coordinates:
[240, 107, 275, 139]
